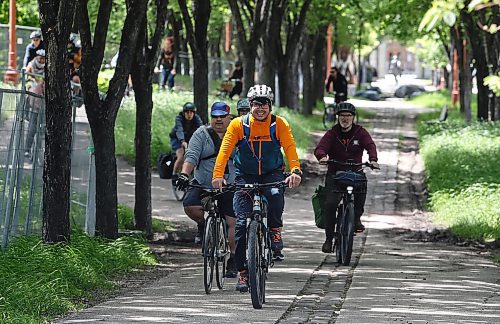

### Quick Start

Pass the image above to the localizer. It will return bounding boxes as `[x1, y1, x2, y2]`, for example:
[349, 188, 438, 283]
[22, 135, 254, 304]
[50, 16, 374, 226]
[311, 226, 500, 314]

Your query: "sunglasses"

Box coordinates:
[211, 114, 228, 119]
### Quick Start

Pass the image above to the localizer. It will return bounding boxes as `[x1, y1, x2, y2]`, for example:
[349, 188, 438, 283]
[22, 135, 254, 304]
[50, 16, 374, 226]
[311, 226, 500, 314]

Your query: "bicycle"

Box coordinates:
[229, 179, 287, 309]
[319, 160, 378, 265]
[187, 183, 231, 294]
[172, 172, 187, 201]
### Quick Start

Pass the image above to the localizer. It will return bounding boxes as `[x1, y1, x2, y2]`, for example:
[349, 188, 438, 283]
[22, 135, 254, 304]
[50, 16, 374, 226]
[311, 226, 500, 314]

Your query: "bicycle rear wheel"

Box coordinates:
[248, 219, 265, 309]
[215, 217, 229, 289]
[203, 216, 215, 294]
[341, 202, 355, 266]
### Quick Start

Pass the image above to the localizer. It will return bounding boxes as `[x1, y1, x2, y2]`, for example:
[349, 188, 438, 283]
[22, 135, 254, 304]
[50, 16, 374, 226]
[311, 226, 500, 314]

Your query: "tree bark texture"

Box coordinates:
[38, 0, 77, 243]
[462, 10, 492, 121]
[227, 0, 271, 95]
[132, 0, 168, 238]
[259, 0, 286, 88]
[79, 0, 149, 239]
[178, 0, 211, 123]
[453, 25, 472, 122]
[312, 26, 327, 105]
[276, 0, 313, 109]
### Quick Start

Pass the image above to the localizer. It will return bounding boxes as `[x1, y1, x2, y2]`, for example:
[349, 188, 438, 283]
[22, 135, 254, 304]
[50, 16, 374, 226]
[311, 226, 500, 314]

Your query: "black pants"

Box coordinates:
[229, 81, 242, 99]
[323, 172, 367, 241]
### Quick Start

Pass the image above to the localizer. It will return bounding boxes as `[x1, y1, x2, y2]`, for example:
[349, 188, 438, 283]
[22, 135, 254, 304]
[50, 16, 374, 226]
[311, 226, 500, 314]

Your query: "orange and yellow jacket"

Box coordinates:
[212, 113, 301, 179]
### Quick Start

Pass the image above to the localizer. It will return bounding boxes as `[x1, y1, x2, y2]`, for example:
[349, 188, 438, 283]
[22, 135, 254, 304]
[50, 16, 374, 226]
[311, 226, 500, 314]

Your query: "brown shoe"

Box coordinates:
[322, 239, 333, 253]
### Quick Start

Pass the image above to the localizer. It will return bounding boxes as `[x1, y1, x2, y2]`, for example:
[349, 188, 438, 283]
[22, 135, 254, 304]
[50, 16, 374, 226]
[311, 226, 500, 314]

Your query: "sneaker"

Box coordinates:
[270, 227, 284, 251]
[194, 222, 204, 244]
[355, 219, 365, 232]
[272, 250, 285, 261]
[235, 271, 249, 292]
[322, 239, 333, 253]
[225, 256, 237, 278]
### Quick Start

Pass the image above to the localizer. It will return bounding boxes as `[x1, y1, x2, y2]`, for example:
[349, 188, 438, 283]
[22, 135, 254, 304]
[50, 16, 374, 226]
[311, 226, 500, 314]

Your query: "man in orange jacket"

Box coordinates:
[212, 84, 302, 292]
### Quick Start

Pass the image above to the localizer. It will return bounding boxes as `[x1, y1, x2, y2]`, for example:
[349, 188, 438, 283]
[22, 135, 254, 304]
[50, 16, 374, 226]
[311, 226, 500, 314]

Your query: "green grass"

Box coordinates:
[0, 230, 156, 323]
[410, 89, 478, 113]
[417, 113, 500, 241]
[118, 204, 174, 232]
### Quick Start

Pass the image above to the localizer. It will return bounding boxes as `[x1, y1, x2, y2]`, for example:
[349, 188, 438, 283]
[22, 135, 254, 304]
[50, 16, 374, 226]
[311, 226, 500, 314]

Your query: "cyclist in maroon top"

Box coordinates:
[314, 102, 379, 253]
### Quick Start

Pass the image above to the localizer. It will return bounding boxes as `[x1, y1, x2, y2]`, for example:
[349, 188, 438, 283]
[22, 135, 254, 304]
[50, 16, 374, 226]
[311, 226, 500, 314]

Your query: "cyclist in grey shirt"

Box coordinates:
[175, 102, 238, 278]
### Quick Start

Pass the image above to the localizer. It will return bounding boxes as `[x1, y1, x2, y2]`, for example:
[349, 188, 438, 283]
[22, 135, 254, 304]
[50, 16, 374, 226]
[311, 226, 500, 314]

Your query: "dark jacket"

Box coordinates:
[325, 73, 348, 102]
[314, 124, 377, 173]
[23, 42, 45, 67]
[169, 112, 203, 143]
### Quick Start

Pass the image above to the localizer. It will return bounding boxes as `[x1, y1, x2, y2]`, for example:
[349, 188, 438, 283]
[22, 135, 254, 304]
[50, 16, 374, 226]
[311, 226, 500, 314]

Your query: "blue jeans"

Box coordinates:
[233, 170, 285, 271]
[160, 69, 175, 89]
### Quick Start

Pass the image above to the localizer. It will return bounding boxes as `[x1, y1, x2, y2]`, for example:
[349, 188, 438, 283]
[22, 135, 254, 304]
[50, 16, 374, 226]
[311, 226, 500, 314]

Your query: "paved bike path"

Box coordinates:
[56, 100, 499, 323]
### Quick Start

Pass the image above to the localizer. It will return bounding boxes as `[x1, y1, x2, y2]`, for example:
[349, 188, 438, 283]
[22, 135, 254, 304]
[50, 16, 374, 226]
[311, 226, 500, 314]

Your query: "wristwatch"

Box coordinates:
[292, 169, 302, 176]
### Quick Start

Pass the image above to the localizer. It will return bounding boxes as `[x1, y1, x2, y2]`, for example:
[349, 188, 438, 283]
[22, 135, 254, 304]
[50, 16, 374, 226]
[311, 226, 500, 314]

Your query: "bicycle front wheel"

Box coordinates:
[215, 217, 229, 289]
[247, 220, 265, 309]
[341, 202, 355, 266]
[172, 184, 186, 201]
[335, 205, 343, 264]
[203, 216, 216, 294]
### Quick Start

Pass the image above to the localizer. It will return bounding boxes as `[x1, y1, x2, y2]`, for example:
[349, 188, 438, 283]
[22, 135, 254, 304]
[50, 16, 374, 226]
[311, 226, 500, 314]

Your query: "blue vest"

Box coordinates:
[234, 114, 284, 175]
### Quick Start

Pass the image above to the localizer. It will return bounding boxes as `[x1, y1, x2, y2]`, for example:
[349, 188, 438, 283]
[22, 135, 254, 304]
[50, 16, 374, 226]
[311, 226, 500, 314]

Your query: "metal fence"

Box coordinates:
[0, 69, 95, 248]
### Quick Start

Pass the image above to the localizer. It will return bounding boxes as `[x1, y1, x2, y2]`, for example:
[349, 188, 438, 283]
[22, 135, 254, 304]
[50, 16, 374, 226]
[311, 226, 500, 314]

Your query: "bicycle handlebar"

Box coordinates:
[319, 160, 380, 170]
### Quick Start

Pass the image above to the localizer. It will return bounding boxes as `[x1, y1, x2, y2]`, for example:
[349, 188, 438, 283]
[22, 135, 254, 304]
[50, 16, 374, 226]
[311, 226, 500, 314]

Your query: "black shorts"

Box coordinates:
[183, 183, 235, 218]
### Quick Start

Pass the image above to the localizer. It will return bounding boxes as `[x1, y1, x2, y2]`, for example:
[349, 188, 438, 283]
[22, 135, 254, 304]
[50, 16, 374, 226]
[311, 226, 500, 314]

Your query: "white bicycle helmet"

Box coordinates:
[247, 84, 274, 105]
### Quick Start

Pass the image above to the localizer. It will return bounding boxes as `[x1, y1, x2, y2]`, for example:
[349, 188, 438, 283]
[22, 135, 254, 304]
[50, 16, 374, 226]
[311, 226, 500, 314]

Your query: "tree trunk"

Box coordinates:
[92, 116, 119, 238]
[178, 0, 211, 123]
[312, 27, 327, 105]
[462, 10, 490, 120]
[79, 0, 149, 239]
[38, 0, 76, 243]
[454, 25, 472, 122]
[301, 34, 314, 115]
[209, 30, 222, 80]
[227, 0, 271, 95]
[260, 0, 286, 88]
[131, 0, 167, 238]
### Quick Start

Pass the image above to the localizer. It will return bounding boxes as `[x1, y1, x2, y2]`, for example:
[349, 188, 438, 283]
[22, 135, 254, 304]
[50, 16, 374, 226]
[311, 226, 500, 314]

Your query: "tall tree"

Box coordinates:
[178, 0, 211, 123]
[227, 0, 271, 95]
[78, 0, 149, 239]
[276, 0, 313, 109]
[38, 0, 77, 243]
[132, 0, 168, 237]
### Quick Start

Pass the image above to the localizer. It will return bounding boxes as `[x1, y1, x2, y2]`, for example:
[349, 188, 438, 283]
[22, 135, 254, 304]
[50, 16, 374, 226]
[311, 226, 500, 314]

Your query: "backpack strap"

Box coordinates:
[200, 126, 221, 161]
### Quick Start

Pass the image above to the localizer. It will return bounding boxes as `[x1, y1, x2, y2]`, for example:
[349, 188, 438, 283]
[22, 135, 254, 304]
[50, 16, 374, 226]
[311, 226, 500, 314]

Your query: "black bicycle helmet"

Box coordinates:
[236, 98, 250, 111]
[182, 102, 196, 112]
[336, 102, 356, 115]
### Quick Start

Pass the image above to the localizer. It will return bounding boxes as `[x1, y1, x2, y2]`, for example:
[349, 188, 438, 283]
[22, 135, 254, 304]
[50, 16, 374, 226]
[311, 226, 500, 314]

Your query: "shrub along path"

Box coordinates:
[56, 99, 500, 323]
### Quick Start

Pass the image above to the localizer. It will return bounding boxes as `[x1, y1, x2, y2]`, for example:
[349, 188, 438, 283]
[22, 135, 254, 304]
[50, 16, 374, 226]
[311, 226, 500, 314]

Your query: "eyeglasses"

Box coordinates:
[33, 38, 41, 42]
[251, 102, 270, 109]
[339, 114, 354, 118]
[211, 114, 228, 119]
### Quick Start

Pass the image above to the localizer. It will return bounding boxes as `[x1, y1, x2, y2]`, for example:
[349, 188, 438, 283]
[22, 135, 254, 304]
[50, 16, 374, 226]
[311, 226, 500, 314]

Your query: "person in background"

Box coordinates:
[169, 102, 203, 182]
[157, 48, 176, 90]
[325, 67, 348, 104]
[25, 49, 46, 161]
[228, 61, 243, 100]
[236, 98, 250, 116]
[23, 30, 44, 68]
[175, 102, 238, 278]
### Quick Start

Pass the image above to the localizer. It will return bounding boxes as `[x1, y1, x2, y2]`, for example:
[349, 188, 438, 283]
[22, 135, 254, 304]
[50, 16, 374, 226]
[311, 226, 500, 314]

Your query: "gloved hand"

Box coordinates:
[176, 173, 190, 191]
[370, 161, 380, 170]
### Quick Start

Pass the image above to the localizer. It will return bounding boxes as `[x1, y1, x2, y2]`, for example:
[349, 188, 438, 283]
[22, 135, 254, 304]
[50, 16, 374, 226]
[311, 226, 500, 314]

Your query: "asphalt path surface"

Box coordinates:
[56, 91, 499, 323]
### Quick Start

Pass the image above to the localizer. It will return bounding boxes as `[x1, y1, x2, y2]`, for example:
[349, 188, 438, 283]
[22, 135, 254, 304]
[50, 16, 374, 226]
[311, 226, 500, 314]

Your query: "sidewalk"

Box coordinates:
[57, 101, 499, 324]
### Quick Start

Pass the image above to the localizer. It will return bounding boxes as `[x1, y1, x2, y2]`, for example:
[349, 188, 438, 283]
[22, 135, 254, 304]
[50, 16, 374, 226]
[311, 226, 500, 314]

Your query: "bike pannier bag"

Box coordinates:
[312, 185, 326, 229]
[157, 152, 175, 179]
